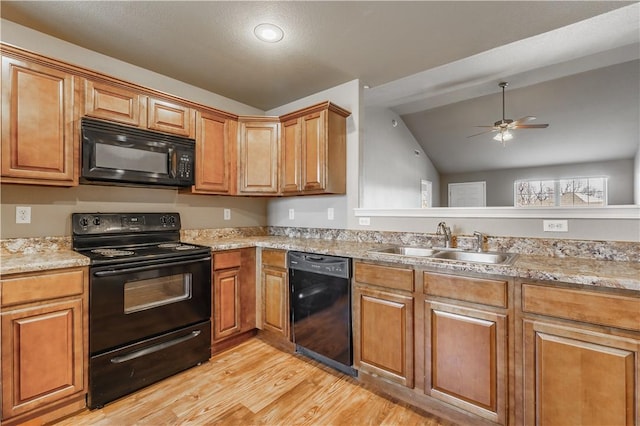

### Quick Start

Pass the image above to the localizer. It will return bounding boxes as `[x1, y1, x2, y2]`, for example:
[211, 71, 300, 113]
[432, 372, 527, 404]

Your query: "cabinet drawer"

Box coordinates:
[262, 249, 286, 269]
[424, 272, 507, 308]
[213, 251, 241, 270]
[1, 269, 85, 307]
[522, 284, 640, 332]
[355, 262, 413, 292]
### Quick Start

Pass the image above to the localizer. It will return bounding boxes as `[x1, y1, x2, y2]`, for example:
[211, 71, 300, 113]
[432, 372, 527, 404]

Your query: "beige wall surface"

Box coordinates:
[0, 184, 268, 238]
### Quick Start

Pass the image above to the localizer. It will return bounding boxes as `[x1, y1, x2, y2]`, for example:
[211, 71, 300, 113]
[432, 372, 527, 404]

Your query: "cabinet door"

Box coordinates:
[301, 110, 326, 192]
[1, 56, 78, 185]
[280, 117, 302, 193]
[1, 299, 85, 419]
[84, 80, 144, 127]
[261, 266, 288, 337]
[425, 301, 507, 424]
[193, 111, 235, 194]
[238, 119, 279, 194]
[354, 284, 414, 387]
[213, 268, 241, 341]
[147, 97, 193, 137]
[522, 319, 638, 426]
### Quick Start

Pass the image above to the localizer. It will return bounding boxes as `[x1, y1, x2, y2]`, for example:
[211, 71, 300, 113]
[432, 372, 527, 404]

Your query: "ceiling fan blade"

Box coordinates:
[511, 116, 537, 125]
[467, 129, 497, 138]
[513, 123, 549, 129]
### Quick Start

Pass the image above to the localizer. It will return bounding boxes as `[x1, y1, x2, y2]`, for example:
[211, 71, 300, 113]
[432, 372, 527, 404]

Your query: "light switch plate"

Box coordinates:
[327, 208, 334, 220]
[288, 209, 295, 220]
[223, 208, 231, 220]
[359, 217, 371, 226]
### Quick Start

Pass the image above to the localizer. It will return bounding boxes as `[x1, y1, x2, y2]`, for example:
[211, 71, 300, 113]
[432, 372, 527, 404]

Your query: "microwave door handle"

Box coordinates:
[168, 147, 177, 178]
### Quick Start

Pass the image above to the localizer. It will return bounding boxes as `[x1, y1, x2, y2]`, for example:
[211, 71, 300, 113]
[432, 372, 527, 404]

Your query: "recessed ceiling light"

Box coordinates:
[254, 23, 284, 43]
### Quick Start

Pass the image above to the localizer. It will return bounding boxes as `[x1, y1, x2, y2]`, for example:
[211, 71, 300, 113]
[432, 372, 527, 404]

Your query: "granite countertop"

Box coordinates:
[2, 236, 639, 292]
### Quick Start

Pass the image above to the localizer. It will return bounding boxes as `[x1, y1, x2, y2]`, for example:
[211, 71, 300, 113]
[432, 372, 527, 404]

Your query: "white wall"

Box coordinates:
[635, 147, 640, 204]
[265, 80, 361, 229]
[362, 107, 440, 208]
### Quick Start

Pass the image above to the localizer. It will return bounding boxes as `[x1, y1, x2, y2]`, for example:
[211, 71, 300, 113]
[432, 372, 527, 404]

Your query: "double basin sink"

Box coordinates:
[369, 246, 518, 265]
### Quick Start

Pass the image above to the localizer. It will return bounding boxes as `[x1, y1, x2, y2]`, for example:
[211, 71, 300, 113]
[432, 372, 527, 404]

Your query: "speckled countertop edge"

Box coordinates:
[2, 235, 639, 292]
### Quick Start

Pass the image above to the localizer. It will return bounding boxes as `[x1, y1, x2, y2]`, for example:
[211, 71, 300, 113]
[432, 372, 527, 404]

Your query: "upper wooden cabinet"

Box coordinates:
[238, 117, 280, 195]
[147, 97, 194, 137]
[84, 80, 144, 127]
[1, 48, 80, 186]
[189, 110, 237, 195]
[84, 79, 194, 137]
[279, 102, 350, 195]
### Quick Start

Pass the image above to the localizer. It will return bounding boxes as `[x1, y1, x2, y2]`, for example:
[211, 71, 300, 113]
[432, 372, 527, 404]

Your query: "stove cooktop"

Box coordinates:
[75, 241, 212, 265]
[71, 213, 211, 265]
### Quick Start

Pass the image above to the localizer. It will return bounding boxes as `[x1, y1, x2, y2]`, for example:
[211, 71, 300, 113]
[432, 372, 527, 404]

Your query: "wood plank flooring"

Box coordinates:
[55, 337, 453, 425]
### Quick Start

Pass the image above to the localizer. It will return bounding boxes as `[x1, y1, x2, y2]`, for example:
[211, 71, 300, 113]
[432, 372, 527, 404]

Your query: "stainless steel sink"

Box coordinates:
[432, 250, 518, 265]
[370, 246, 439, 257]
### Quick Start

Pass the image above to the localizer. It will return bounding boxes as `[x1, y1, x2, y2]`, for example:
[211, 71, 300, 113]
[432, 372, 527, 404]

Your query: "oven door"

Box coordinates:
[90, 253, 211, 354]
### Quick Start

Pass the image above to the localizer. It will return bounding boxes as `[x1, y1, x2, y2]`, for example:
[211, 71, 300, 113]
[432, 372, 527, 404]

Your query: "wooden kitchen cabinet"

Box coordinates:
[189, 109, 238, 195]
[0, 267, 88, 425]
[279, 101, 350, 195]
[84, 79, 145, 127]
[353, 262, 414, 388]
[147, 96, 194, 137]
[238, 117, 280, 195]
[211, 248, 256, 353]
[519, 282, 640, 425]
[1, 46, 81, 186]
[423, 271, 509, 425]
[85, 79, 194, 137]
[260, 249, 289, 339]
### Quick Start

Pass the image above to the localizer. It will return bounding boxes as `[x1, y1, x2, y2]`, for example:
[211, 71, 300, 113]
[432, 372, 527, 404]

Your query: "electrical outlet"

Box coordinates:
[543, 219, 568, 232]
[16, 206, 31, 224]
[288, 208, 295, 220]
[327, 208, 334, 220]
[223, 208, 231, 220]
[358, 217, 370, 226]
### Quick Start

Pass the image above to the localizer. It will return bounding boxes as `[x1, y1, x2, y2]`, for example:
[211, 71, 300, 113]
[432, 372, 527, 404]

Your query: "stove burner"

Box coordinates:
[91, 248, 135, 258]
[158, 243, 198, 250]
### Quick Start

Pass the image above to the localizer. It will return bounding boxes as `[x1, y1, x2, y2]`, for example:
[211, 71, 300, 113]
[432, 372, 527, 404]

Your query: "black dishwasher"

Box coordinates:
[289, 251, 356, 376]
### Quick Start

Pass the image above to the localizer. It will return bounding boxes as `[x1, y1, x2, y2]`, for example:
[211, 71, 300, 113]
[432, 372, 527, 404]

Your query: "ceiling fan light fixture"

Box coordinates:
[493, 130, 513, 143]
[254, 23, 284, 43]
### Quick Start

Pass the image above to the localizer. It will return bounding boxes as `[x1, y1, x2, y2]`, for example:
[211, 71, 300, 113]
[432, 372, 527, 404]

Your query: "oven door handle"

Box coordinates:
[110, 330, 202, 364]
[93, 256, 211, 277]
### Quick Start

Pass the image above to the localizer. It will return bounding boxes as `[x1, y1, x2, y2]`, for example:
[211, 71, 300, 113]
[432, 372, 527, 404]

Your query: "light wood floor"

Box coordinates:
[55, 337, 453, 425]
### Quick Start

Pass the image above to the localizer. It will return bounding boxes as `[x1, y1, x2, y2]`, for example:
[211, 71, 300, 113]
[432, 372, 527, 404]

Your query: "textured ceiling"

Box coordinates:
[1, 1, 638, 176]
[0, 1, 633, 110]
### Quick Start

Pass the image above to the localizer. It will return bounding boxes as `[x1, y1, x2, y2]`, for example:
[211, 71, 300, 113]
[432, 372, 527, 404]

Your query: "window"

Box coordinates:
[515, 177, 607, 207]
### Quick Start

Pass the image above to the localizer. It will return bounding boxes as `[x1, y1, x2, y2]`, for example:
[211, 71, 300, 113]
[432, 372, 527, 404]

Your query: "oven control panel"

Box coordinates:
[72, 213, 182, 234]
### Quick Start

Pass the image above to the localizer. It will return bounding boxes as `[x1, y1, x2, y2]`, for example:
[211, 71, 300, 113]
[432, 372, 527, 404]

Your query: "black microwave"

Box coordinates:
[81, 118, 195, 187]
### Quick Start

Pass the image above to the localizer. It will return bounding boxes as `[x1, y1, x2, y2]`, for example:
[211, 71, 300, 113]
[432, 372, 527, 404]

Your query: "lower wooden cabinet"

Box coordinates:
[353, 262, 414, 388]
[260, 249, 289, 339]
[1, 267, 88, 424]
[423, 271, 509, 424]
[211, 249, 256, 351]
[354, 283, 414, 387]
[519, 282, 640, 425]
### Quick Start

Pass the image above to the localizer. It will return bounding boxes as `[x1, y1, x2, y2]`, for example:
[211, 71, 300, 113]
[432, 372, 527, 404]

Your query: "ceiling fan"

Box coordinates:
[468, 82, 549, 145]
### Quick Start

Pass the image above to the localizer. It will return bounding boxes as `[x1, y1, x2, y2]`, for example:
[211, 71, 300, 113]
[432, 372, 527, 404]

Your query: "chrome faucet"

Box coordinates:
[436, 222, 453, 248]
[473, 231, 484, 252]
